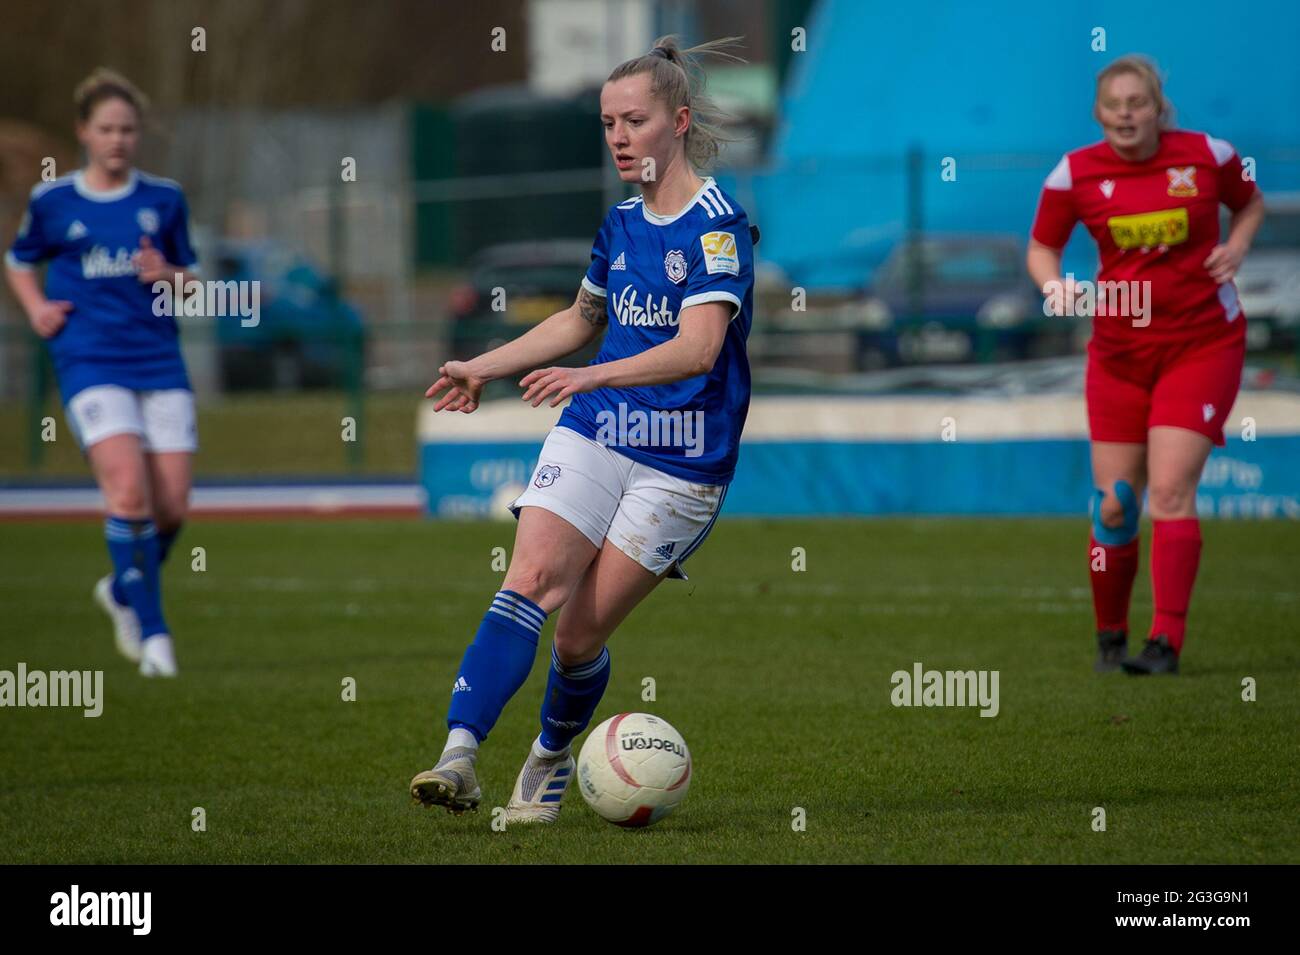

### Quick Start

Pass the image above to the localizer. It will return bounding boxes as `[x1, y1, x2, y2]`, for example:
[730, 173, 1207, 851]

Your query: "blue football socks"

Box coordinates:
[104, 515, 169, 639]
[538, 645, 611, 753]
[447, 590, 547, 743]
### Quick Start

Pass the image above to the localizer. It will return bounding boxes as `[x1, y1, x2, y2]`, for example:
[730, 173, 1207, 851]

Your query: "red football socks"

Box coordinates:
[1149, 519, 1203, 653]
[1089, 535, 1140, 632]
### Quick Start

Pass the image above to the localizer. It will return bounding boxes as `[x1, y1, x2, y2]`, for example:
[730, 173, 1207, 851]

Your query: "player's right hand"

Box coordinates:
[28, 300, 73, 338]
[426, 360, 485, 413]
[1042, 276, 1083, 317]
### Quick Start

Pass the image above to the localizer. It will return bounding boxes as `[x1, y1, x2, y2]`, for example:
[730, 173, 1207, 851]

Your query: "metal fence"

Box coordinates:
[4, 144, 1299, 474]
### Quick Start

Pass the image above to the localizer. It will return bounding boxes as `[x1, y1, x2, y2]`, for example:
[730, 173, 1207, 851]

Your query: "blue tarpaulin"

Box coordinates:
[733, 0, 1300, 289]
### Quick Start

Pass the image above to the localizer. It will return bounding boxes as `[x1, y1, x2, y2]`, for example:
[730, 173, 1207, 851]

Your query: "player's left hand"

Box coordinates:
[1203, 243, 1245, 284]
[134, 236, 175, 284]
[519, 366, 601, 407]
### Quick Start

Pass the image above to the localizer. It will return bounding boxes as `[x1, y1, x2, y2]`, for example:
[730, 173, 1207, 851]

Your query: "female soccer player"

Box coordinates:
[410, 36, 754, 821]
[1028, 55, 1265, 675]
[5, 69, 200, 677]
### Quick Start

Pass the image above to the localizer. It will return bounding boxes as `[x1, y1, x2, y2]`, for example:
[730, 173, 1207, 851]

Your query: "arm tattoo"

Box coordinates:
[577, 287, 608, 327]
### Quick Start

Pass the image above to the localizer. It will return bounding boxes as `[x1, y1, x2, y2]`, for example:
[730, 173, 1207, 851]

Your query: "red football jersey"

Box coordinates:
[1031, 129, 1258, 347]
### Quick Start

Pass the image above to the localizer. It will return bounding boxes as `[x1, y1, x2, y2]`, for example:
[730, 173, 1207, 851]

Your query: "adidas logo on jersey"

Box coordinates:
[452, 676, 471, 693]
[610, 251, 626, 271]
[66, 220, 88, 241]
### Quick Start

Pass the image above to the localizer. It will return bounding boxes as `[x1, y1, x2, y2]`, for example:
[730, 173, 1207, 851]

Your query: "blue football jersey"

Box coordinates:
[6, 170, 198, 403]
[559, 177, 754, 484]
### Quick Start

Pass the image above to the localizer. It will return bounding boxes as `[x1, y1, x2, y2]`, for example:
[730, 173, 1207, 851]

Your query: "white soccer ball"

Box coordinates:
[577, 713, 692, 828]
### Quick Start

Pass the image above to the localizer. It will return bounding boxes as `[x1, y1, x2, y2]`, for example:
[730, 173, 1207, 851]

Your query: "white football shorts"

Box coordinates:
[510, 425, 727, 579]
[66, 384, 198, 453]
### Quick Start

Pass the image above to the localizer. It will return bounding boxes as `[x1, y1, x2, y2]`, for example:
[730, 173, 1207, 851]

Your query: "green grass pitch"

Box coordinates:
[0, 517, 1296, 864]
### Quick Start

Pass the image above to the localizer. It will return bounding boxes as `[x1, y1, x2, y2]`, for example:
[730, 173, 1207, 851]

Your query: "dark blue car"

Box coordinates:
[211, 240, 365, 390]
[861, 235, 1068, 364]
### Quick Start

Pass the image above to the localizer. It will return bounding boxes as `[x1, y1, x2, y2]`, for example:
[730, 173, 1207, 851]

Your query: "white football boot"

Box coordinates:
[502, 741, 576, 825]
[93, 574, 142, 664]
[139, 635, 178, 678]
[410, 747, 481, 814]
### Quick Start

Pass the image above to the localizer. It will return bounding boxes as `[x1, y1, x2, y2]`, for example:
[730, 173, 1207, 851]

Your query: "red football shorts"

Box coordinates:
[1085, 334, 1245, 446]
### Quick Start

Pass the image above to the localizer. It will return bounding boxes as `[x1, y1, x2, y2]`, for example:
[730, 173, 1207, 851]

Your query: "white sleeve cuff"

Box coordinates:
[581, 276, 606, 297]
[681, 290, 741, 321]
[4, 251, 36, 271]
[1205, 134, 1235, 166]
[1044, 154, 1072, 190]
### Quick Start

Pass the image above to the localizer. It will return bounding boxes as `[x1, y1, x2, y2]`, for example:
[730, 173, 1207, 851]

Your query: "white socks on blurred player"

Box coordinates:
[139, 635, 178, 678]
[94, 574, 142, 664]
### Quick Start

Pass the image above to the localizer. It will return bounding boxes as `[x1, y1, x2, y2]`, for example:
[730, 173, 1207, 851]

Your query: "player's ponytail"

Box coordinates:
[74, 68, 149, 124]
[1095, 54, 1175, 130]
[607, 35, 745, 170]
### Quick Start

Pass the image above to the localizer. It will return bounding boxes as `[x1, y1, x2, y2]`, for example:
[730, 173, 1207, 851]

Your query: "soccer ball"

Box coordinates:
[576, 713, 692, 828]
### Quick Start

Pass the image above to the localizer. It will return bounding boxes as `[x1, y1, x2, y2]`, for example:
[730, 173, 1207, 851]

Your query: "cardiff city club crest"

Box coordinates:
[136, 207, 160, 234]
[664, 249, 687, 285]
[534, 464, 561, 488]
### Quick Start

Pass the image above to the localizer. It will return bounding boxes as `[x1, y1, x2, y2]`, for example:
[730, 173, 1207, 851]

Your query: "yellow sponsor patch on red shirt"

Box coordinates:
[1107, 207, 1189, 250]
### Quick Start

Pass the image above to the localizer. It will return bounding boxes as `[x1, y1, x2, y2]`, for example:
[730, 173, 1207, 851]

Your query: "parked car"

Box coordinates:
[756, 286, 898, 373]
[860, 235, 1061, 364]
[209, 240, 365, 391]
[448, 240, 599, 364]
[1231, 193, 1300, 351]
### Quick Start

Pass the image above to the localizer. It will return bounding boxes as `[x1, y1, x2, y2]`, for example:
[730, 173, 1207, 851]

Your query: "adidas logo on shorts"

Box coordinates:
[452, 676, 471, 693]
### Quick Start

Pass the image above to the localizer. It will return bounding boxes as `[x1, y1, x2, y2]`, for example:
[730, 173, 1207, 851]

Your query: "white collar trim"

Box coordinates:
[74, 169, 138, 202]
[641, 177, 715, 226]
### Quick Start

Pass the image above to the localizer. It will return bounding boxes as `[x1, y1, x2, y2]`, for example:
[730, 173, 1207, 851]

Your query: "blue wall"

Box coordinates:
[421, 436, 1300, 519]
[745, 0, 1300, 288]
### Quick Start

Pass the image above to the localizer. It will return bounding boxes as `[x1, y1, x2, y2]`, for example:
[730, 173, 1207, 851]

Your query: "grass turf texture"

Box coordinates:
[0, 517, 1296, 864]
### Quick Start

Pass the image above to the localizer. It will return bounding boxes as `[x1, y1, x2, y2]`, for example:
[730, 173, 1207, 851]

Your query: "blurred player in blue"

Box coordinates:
[411, 36, 755, 822]
[5, 69, 200, 677]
